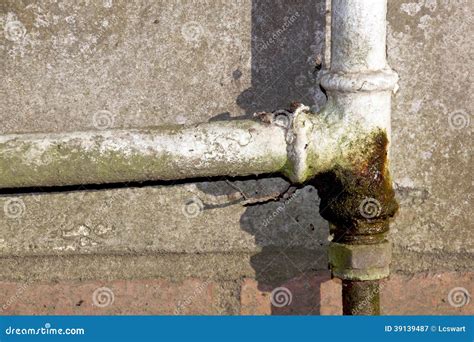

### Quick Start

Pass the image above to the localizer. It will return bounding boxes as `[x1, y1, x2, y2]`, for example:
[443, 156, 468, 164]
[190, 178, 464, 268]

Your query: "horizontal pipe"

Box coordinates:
[0, 120, 289, 188]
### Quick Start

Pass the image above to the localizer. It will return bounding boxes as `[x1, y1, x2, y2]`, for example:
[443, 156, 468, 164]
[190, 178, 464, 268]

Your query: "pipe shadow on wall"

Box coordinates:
[0, 0, 333, 315]
[238, 0, 330, 315]
[203, 0, 331, 315]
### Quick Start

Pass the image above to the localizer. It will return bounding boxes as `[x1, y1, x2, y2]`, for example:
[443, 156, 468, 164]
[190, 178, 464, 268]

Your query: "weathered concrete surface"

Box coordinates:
[0, 181, 325, 255]
[1, 0, 253, 133]
[0, 0, 472, 293]
[387, 0, 473, 266]
[0, 0, 329, 284]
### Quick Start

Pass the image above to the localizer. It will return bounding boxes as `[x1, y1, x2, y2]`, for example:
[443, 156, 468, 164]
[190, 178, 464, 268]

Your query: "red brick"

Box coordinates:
[0, 278, 216, 315]
[240, 272, 337, 315]
[381, 272, 473, 315]
[239, 272, 473, 315]
[0, 272, 472, 315]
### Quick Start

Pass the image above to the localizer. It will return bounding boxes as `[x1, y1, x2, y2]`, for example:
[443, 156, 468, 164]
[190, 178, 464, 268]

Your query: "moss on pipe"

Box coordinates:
[311, 129, 398, 237]
[0, 122, 289, 188]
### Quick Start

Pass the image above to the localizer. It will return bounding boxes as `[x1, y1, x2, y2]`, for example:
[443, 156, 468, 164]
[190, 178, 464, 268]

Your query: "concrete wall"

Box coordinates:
[0, 0, 472, 314]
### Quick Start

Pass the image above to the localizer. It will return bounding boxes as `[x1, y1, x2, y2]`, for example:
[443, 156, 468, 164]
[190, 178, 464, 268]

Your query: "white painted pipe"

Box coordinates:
[322, 1, 399, 315]
[0, 120, 290, 188]
[0, 103, 326, 189]
[318, 0, 398, 162]
[0, 0, 397, 192]
[330, 0, 389, 72]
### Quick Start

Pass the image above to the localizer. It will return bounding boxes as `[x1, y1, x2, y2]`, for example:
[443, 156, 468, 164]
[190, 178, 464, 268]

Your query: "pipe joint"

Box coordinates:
[328, 241, 391, 281]
[320, 69, 399, 93]
[281, 105, 316, 183]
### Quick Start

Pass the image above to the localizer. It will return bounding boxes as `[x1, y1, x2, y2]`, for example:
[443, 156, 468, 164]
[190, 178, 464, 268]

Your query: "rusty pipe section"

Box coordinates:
[316, 0, 399, 315]
[0, 0, 399, 316]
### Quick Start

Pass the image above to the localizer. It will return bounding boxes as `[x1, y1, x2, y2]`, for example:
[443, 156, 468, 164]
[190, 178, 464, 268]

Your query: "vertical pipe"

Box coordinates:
[342, 280, 380, 316]
[330, 0, 388, 72]
[322, 0, 398, 315]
